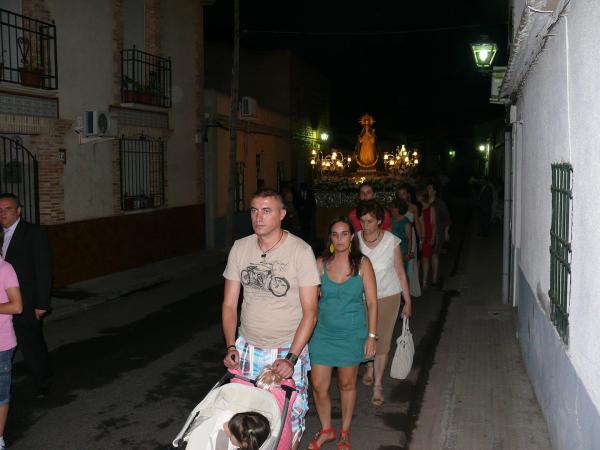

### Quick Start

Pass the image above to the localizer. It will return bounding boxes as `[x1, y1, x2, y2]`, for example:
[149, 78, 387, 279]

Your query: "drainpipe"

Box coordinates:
[502, 125, 512, 304]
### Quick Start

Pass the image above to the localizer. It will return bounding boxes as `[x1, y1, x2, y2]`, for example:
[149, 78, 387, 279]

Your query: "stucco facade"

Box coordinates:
[0, 0, 206, 285]
[502, 1, 600, 448]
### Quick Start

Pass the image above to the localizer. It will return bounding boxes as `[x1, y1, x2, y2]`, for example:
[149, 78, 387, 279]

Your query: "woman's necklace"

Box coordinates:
[258, 230, 284, 260]
[362, 229, 381, 244]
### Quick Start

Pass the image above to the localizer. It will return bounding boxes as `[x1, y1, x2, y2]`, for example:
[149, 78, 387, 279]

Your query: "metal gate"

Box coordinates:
[0, 136, 39, 224]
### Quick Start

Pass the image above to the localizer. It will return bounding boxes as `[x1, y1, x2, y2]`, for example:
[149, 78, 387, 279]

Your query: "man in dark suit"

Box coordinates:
[0, 193, 52, 397]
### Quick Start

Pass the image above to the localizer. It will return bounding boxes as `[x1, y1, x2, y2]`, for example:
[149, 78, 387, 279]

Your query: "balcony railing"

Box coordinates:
[121, 47, 171, 108]
[0, 9, 58, 90]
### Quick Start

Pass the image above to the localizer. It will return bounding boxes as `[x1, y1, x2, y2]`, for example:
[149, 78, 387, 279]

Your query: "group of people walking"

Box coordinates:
[220, 180, 450, 450]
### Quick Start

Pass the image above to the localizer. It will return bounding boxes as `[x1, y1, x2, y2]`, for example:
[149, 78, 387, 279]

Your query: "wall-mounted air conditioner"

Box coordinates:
[83, 111, 118, 137]
[239, 96, 257, 118]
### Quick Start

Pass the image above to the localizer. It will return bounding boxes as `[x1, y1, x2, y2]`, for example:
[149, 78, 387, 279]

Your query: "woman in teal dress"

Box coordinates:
[308, 217, 378, 450]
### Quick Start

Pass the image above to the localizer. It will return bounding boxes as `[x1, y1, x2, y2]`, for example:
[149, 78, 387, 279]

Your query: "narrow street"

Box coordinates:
[6, 202, 483, 450]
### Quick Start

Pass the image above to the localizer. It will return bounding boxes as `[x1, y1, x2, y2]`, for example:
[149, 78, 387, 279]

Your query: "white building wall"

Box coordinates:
[161, 0, 201, 208]
[47, 0, 202, 221]
[510, 1, 600, 447]
[49, 0, 115, 222]
[564, 0, 600, 409]
[517, 15, 570, 301]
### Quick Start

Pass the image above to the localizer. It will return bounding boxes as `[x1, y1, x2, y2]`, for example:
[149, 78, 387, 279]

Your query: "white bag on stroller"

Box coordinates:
[172, 372, 295, 450]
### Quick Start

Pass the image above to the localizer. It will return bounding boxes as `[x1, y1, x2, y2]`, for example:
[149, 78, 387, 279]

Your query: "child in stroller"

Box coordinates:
[224, 411, 270, 450]
[172, 366, 297, 450]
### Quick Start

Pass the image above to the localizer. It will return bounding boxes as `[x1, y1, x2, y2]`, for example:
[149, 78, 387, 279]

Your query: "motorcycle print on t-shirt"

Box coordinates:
[240, 261, 291, 297]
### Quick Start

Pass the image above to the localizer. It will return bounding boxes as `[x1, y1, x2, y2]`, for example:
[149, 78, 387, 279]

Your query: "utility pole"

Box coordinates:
[226, 0, 239, 247]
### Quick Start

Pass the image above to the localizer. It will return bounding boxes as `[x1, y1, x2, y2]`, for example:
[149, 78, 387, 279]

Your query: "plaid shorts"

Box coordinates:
[236, 335, 310, 434]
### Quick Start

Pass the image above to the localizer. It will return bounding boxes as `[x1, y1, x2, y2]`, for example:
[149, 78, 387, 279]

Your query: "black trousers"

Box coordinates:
[13, 313, 52, 389]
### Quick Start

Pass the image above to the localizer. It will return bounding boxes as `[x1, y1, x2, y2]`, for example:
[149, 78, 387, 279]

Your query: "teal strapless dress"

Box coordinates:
[309, 265, 367, 367]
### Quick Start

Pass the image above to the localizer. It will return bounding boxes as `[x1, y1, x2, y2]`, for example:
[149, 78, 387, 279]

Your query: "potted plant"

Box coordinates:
[17, 37, 44, 88]
[122, 76, 142, 103]
[19, 63, 44, 87]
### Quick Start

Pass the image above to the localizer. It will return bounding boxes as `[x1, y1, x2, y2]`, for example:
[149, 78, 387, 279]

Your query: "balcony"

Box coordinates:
[121, 47, 171, 108]
[0, 9, 58, 90]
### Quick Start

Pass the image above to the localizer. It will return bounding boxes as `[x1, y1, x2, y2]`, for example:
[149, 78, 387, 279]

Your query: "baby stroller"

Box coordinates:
[172, 369, 296, 450]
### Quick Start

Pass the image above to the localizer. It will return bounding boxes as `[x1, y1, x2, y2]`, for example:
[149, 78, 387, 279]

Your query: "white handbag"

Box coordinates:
[390, 317, 414, 379]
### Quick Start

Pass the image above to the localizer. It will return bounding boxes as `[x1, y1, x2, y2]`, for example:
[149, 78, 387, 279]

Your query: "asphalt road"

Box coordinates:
[8, 264, 228, 450]
[7, 199, 468, 449]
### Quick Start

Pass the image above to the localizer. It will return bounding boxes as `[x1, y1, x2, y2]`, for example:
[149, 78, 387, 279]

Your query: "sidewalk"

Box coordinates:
[410, 220, 552, 449]
[48, 249, 228, 322]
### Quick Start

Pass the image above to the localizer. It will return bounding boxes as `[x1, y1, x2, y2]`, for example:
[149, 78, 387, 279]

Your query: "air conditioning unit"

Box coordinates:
[83, 111, 118, 137]
[239, 96, 257, 118]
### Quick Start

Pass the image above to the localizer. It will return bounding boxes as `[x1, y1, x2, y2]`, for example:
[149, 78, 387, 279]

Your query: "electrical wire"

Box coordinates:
[242, 22, 508, 37]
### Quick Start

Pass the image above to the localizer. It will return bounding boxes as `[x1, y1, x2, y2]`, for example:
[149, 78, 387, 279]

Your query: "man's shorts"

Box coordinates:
[235, 336, 310, 435]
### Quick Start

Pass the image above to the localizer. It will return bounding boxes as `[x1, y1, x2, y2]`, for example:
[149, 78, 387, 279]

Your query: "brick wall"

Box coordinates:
[21, 0, 51, 23]
[145, 0, 161, 56]
[28, 119, 71, 225]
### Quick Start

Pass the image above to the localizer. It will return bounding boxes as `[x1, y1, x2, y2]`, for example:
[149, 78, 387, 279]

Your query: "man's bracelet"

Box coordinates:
[285, 352, 299, 366]
[226, 345, 237, 352]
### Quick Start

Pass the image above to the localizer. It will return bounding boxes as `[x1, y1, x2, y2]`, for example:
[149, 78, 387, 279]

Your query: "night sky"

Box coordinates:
[204, 1, 509, 164]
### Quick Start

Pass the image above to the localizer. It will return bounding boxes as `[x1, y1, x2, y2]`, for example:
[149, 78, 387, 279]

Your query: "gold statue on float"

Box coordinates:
[356, 114, 378, 169]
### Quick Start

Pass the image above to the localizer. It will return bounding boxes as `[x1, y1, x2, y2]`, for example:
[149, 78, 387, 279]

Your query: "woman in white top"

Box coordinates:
[357, 200, 412, 406]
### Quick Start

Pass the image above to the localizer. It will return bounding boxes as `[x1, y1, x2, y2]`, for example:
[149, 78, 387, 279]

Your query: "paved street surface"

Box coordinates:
[6, 204, 551, 449]
[410, 220, 552, 450]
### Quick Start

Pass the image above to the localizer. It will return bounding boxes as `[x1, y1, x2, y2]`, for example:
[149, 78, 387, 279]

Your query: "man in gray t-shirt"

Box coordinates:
[221, 188, 319, 448]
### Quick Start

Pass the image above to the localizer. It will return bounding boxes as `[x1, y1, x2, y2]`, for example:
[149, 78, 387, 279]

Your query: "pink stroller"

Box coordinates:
[172, 369, 297, 450]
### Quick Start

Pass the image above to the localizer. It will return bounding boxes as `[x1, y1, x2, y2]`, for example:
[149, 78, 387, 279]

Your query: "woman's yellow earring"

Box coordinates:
[349, 242, 352, 252]
[329, 243, 335, 253]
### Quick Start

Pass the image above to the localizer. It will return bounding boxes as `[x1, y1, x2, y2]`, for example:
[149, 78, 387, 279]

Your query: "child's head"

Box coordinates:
[393, 198, 409, 215]
[224, 411, 271, 450]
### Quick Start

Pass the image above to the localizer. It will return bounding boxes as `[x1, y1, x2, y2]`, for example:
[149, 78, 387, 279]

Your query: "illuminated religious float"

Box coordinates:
[311, 114, 420, 238]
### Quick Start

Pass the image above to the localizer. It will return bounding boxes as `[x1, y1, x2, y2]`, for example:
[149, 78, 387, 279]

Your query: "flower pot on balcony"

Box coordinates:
[19, 67, 43, 88]
[122, 196, 134, 211]
[140, 92, 156, 105]
[122, 90, 139, 103]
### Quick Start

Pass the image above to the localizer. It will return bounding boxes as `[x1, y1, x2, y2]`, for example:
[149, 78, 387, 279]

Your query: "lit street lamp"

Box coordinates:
[470, 38, 497, 69]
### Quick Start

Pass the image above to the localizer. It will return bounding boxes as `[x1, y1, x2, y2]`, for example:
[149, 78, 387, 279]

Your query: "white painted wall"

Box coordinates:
[563, 0, 600, 409]
[48, 0, 115, 221]
[514, 0, 600, 413]
[47, 0, 203, 221]
[161, 0, 201, 208]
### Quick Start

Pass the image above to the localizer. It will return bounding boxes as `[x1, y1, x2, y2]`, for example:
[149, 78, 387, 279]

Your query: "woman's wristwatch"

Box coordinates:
[368, 332, 378, 340]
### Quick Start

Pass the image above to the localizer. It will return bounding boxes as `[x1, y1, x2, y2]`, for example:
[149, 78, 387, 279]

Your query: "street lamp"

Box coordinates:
[320, 132, 329, 142]
[470, 38, 497, 69]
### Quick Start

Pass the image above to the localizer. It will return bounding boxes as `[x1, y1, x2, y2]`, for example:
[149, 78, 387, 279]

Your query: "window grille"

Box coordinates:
[235, 162, 245, 212]
[0, 8, 58, 89]
[0, 135, 39, 223]
[121, 47, 172, 108]
[120, 136, 164, 211]
[549, 163, 572, 342]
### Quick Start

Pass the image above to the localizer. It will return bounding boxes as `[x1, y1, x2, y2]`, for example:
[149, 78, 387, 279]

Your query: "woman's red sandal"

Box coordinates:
[337, 429, 351, 450]
[308, 428, 336, 450]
